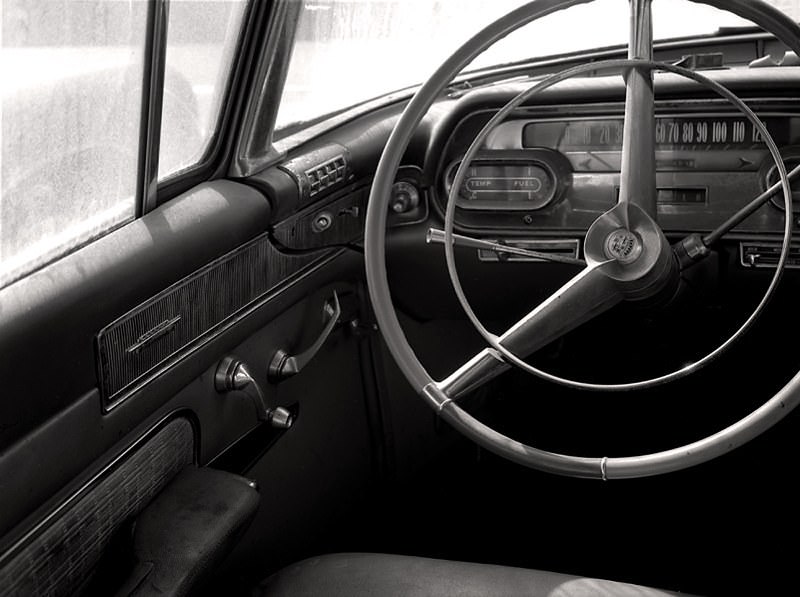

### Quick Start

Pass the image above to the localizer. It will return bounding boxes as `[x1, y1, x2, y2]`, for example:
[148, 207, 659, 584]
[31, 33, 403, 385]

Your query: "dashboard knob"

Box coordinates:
[269, 406, 294, 429]
[312, 211, 333, 232]
[391, 181, 420, 213]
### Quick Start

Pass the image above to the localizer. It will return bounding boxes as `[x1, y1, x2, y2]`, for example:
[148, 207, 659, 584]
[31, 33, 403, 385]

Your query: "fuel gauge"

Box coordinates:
[461, 163, 555, 208]
[444, 150, 571, 212]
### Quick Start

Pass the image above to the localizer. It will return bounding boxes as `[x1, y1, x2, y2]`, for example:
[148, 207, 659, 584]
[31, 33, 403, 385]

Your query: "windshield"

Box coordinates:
[276, 0, 800, 134]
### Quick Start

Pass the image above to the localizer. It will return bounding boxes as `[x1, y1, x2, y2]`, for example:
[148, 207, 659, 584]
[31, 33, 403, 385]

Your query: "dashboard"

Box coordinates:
[244, 62, 800, 331]
[254, 61, 800, 277]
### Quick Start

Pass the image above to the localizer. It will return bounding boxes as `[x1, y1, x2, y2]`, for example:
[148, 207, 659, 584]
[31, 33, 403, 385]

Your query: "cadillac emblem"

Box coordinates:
[604, 229, 643, 264]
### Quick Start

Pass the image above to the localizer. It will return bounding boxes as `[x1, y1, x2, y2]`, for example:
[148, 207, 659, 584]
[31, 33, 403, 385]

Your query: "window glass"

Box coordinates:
[276, 0, 800, 133]
[1, 0, 148, 288]
[158, 0, 248, 180]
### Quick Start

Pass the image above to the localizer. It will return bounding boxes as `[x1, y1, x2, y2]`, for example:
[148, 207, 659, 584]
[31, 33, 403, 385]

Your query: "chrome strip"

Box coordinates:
[137, 0, 170, 216]
[126, 315, 182, 354]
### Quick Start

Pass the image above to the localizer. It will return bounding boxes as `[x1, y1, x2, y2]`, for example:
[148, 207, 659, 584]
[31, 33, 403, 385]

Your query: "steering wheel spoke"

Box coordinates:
[439, 262, 620, 399]
[619, 0, 657, 220]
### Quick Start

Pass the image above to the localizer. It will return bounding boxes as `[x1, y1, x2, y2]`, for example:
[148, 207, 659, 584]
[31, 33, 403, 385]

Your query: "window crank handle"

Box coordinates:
[215, 356, 293, 429]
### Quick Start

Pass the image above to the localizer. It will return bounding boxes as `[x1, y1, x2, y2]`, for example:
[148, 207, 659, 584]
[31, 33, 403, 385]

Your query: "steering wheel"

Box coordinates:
[365, 0, 800, 479]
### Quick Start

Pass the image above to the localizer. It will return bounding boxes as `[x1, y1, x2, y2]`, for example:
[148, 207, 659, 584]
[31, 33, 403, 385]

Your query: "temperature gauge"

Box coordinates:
[461, 163, 555, 208]
[444, 150, 570, 212]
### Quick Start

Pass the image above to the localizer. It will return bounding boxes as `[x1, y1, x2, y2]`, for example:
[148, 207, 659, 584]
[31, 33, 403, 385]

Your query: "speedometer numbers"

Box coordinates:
[523, 116, 789, 152]
[655, 118, 762, 147]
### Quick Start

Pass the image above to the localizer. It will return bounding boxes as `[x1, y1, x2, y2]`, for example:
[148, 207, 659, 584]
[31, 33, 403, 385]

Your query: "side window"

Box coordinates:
[1, 1, 148, 288]
[159, 0, 248, 180]
[0, 0, 248, 290]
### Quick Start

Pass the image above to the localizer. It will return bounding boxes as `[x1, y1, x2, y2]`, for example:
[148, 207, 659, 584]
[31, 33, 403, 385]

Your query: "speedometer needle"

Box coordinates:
[426, 228, 585, 266]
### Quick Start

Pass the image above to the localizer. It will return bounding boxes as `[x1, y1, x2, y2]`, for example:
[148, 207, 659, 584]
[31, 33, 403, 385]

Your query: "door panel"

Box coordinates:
[215, 288, 377, 576]
[0, 176, 370, 590]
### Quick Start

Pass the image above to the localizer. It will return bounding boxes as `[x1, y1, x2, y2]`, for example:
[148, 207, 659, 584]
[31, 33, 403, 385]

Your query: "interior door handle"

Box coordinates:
[268, 291, 341, 383]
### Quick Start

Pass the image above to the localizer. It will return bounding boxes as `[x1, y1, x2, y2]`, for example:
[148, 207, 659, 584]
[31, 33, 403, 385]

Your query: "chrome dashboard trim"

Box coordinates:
[484, 109, 800, 152]
[476, 238, 581, 262]
[740, 241, 800, 269]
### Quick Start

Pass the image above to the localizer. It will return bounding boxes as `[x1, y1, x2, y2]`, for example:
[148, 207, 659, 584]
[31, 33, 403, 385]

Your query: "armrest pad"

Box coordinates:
[127, 466, 259, 597]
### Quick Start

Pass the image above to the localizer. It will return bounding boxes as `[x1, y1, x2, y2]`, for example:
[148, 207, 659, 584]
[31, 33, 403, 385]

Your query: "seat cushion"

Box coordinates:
[258, 553, 690, 596]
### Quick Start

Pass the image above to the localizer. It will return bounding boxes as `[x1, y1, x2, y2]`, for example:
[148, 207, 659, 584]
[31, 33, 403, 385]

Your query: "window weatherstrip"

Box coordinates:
[137, 0, 170, 217]
[231, 0, 303, 178]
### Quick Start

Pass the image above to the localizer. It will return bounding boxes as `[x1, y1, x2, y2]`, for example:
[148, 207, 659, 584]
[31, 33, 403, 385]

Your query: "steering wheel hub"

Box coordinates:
[604, 229, 643, 264]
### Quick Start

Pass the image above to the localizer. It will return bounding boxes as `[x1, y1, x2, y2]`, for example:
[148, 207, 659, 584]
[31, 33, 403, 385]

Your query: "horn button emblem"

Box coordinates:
[604, 228, 643, 264]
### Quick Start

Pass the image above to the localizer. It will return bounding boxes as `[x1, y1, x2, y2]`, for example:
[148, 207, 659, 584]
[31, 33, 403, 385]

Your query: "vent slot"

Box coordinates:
[307, 155, 347, 197]
[278, 143, 351, 203]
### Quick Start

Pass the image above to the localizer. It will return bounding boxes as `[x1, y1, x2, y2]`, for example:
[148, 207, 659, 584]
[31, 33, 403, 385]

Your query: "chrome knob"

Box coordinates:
[268, 406, 294, 429]
[390, 181, 420, 213]
[216, 356, 292, 428]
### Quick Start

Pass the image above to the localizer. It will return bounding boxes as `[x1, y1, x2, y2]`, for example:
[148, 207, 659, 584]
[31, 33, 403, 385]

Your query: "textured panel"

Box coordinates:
[0, 418, 194, 597]
[96, 232, 321, 410]
[273, 186, 368, 251]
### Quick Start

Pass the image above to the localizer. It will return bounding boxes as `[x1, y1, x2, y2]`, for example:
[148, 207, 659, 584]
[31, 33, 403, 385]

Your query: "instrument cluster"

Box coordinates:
[438, 103, 800, 236]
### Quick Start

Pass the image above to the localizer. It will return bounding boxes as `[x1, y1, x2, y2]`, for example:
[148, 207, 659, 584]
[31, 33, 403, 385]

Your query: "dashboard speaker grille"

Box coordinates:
[96, 231, 319, 410]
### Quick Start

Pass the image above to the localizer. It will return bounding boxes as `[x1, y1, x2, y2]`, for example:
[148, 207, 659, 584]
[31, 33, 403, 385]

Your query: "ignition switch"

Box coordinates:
[390, 181, 420, 213]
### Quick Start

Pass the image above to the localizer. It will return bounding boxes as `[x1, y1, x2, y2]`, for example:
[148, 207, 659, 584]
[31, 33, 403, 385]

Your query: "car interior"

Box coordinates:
[4, 0, 800, 595]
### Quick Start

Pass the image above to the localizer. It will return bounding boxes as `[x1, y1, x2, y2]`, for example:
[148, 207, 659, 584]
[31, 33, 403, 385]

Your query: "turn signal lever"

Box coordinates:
[215, 356, 293, 429]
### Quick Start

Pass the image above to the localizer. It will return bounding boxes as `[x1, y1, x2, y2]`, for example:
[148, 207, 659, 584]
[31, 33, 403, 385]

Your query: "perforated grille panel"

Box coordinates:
[0, 418, 194, 597]
[96, 231, 320, 410]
